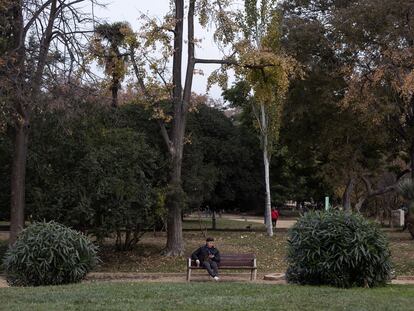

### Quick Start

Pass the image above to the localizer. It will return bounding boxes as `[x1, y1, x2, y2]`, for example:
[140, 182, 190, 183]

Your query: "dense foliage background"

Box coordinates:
[1, 0, 413, 247]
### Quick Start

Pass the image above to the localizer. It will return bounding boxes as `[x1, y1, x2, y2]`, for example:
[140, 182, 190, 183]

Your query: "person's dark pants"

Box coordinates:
[272, 219, 277, 228]
[203, 260, 219, 277]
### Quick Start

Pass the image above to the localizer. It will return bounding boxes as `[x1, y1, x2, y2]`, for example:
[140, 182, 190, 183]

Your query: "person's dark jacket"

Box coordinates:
[191, 245, 220, 264]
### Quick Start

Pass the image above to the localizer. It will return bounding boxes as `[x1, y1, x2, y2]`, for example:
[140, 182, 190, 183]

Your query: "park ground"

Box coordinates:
[1, 216, 414, 276]
[97, 217, 414, 276]
[1, 217, 414, 310]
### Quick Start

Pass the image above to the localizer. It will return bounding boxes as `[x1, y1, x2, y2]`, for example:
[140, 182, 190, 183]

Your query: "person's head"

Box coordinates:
[206, 237, 214, 248]
[272, 207, 276, 211]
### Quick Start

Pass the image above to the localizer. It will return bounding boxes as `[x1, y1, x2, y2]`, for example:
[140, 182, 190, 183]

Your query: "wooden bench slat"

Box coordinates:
[220, 254, 255, 257]
[191, 261, 254, 268]
[190, 264, 254, 267]
[190, 266, 256, 269]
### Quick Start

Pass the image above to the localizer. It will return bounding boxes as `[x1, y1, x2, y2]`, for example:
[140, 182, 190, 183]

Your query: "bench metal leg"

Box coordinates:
[251, 258, 257, 281]
[187, 258, 192, 282]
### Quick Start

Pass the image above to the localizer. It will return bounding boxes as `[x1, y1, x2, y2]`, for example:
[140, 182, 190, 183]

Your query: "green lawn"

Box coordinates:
[0, 282, 413, 311]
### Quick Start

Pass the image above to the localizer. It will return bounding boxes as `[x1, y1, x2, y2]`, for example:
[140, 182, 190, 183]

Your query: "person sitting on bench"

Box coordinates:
[191, 237, 221, 281]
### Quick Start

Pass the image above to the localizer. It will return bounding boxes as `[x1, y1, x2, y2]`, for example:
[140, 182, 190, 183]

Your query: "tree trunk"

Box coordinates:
[162, 0, 185, 256]
[355, 196, 365, 212]
[163, 111, 186, 255]
[163, 0, 198, 256]
[411, 138, 414, 180]
[342, 178, 354, 211]
[164, 181, 184, 255]
[261, 103, 273, 237]
[111, 77, 119, 108]
[263, 149, 273, 236]
[164, 116, 186, 255]
[8, 0, 58, 245]
[9, 121, 29, 245]
[212, 210, 217, 230]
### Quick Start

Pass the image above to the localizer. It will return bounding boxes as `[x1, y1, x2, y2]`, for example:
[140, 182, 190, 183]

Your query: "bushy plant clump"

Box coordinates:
[286, 210, 393, 288]
[3, 221, 99, 286]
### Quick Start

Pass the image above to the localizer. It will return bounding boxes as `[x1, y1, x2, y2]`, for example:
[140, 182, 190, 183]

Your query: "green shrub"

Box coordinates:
[2, 221, 99, 286]
[286, 210, 393, 288]
[27, 105, 165, 251]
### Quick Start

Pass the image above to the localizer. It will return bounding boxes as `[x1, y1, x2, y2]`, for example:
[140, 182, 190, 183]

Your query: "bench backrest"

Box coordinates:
[189, 253, 256, 267]
[220, 254, 256, 267]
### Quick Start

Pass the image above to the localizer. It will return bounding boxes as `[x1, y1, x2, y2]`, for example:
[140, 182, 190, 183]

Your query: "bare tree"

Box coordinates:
[1, 0, 98, 244]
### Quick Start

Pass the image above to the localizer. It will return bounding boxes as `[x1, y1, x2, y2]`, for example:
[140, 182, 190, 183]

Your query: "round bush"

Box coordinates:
[286, 210, 392, 288]
[2, 221, 99, 286]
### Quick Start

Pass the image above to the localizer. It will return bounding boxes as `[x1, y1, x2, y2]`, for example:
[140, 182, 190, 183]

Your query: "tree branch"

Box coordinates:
[130, 46, 173, 153]
[194, 57, 277, 69]
[355, 172, 409, 211]
[182, 0, 196, 110]
[23, 0, 54, 37]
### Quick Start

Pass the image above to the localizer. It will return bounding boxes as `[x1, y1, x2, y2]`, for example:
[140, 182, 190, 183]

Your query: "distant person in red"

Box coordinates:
[271, 207, 279, 229]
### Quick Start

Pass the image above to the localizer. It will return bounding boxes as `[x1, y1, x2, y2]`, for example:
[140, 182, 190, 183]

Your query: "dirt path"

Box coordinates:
[0, 277, 8, 288]
[221, 214, 297, 229]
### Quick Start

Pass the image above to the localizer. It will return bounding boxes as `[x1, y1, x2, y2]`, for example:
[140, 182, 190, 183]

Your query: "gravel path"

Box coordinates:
[220, 214, 297, 229]
[0, 277, 8, 288]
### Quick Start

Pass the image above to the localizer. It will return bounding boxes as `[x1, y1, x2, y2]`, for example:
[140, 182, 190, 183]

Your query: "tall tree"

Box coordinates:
[279, 0, 408, 211]
[129, 0, 240, 255]
[332, 0, 414, 180]
[1, 0, 96, 244]
[234, 0, 297, 235]
[128, 0, 293, 252]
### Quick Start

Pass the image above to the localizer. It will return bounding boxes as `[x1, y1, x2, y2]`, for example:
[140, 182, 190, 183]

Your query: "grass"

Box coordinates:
[0, 282, 414, 311]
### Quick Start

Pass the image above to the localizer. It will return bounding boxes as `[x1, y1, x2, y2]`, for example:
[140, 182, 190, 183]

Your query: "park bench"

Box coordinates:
[186, 253, 257, 281]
